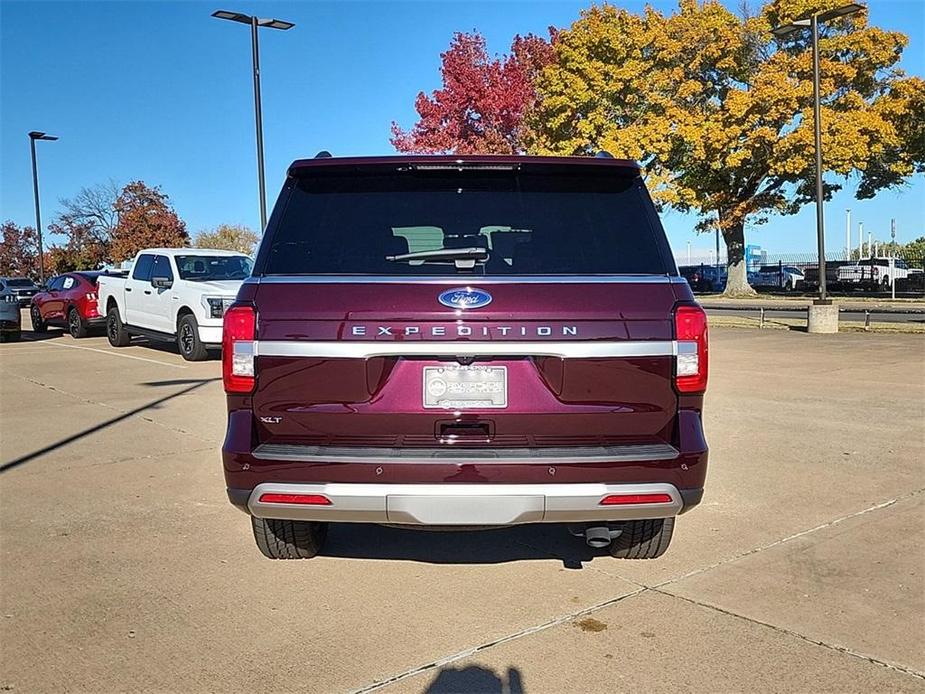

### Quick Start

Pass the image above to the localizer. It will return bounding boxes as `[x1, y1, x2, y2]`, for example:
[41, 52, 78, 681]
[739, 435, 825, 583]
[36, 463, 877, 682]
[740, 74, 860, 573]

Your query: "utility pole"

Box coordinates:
[858, 221, 864, 258]
[845, 209, 851, 259]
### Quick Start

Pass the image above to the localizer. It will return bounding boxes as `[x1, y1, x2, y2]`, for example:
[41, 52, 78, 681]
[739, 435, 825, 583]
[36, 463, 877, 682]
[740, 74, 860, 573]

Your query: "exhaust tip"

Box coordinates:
[585, 526, 612, 548]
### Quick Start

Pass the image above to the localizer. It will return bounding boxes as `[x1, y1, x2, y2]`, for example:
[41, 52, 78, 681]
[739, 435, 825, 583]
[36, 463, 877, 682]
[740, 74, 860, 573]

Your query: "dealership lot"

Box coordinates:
[1, 323, 923, 693]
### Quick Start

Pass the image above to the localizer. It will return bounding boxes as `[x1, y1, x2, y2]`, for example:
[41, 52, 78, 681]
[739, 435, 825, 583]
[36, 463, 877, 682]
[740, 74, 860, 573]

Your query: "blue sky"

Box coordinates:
[1, 0, 923, 258]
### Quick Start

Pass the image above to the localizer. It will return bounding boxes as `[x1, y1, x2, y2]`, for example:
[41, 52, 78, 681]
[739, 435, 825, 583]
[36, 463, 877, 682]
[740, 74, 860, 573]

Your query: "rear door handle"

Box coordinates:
[126, 288, 132, 292]
[144, 290, 152, 295]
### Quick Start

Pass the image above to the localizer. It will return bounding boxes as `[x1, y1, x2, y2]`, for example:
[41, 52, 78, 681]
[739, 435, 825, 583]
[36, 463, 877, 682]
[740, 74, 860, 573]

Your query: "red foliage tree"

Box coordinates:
[391, 31, 555, 155]
[0, 221, 40, 278]
[110, 181, 189, 262]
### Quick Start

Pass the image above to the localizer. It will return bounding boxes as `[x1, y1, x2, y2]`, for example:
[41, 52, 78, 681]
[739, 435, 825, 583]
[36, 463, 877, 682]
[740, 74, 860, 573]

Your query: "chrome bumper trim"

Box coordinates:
[251, 442, 679, 465]
[247, 482, 683, 525]
[252, 339, 695, 360]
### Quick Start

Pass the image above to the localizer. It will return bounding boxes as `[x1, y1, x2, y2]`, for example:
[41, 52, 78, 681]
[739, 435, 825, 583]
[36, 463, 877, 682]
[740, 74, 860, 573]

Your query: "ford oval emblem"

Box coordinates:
[438, 287, 493, 310]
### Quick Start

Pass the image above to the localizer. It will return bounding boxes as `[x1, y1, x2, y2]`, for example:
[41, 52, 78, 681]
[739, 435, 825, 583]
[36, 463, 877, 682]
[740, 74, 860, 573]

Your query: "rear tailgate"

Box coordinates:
[250, 279, 682, 449]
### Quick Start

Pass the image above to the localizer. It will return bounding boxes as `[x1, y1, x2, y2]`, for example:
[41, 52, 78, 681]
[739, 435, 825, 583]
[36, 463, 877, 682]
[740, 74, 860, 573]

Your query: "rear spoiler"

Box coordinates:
[288, 154, 641, 178]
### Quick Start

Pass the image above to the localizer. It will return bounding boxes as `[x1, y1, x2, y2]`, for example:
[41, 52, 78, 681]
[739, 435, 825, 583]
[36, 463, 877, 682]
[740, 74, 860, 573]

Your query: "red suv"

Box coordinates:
[223, 154, 709, 561]
[31, 272, 107, 338]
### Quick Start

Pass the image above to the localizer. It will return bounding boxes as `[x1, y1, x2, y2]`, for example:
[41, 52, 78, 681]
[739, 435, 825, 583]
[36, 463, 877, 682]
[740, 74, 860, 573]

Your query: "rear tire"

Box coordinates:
[106, 306, 131, 347]
[177, 313, 209, 361]
[30, 305, 47, 333]
[251, 517, 327, 559]
[609, 518, 674, 559]
[68, 307, 88, 339]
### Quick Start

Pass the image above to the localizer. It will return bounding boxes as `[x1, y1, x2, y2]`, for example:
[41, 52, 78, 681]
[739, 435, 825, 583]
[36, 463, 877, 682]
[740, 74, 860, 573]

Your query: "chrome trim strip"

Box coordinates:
[245, 275, 685, 285]
[248, 482, 683, 524]
[252, 442, 679, 465]
[254, 339, 681, 359]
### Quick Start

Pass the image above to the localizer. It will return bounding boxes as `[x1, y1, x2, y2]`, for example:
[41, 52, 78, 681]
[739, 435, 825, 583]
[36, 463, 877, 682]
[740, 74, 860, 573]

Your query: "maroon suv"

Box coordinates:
[222, 154, 709, 560]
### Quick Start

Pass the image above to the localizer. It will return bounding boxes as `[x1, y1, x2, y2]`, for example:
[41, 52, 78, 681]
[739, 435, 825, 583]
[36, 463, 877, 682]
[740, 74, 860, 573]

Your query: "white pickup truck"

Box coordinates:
[836, 257, 910, 290]
[97, 248, 252, 360]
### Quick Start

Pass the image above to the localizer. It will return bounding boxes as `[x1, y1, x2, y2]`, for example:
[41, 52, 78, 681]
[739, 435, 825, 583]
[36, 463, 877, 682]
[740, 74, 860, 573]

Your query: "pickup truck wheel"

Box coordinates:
[609, 518, 674, 559]
[106, 307, 131, 347]
[30, 305, 47, 333]
[251, 517, 327, 559]
[68, 307, 88, 339]
[177, 314, 209, 361]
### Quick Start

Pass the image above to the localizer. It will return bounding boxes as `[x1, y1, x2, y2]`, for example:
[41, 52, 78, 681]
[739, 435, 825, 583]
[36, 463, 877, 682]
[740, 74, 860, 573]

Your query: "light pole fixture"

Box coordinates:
[212, 10, 295, 231]
[772, 3, 865, 304]
[28, 131, 58, 285]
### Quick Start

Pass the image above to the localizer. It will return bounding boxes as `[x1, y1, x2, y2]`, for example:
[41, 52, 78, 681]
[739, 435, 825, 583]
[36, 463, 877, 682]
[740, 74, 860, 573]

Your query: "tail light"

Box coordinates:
[674, 304, 708, 394]
[223, 304, 256, 393]
[85, 292, 97, 301]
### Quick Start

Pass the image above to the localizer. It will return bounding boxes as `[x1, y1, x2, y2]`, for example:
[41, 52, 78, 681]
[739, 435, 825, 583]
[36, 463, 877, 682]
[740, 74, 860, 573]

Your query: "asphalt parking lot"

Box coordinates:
[1, 318, 923, 693]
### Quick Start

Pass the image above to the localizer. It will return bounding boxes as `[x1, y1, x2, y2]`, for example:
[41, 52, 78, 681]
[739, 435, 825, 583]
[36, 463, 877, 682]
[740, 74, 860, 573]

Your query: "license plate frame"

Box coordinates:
[422, 365, 508, 409]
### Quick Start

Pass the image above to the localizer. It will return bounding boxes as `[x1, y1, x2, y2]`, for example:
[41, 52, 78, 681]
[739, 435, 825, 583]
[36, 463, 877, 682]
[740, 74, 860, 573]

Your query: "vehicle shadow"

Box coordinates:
[126, 336, 221, 360]
[322, 522, 603, 569]
[17, 328, 68, 342]
[423, 665, 525, 693]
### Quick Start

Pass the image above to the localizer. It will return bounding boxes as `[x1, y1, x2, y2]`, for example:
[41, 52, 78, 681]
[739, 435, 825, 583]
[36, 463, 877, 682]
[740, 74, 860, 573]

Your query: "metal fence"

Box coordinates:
[677, 253, 925, 298]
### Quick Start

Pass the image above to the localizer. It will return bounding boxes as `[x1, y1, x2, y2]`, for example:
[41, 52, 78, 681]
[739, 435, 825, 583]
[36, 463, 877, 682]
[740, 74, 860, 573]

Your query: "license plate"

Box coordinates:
[423, 365, 507, 409]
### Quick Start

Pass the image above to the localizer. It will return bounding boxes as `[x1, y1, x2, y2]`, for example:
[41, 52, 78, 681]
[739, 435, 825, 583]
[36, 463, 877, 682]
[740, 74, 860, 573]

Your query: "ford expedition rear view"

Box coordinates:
[222, 154, 709, 560]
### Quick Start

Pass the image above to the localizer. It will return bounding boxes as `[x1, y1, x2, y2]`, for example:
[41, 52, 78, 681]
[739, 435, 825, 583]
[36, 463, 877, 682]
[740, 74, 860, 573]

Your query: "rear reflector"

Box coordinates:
[258, 493, 332, 506]
[599, 493, 673, 506]
[674, 304, 709, 394]
[223, 304, 256, 393]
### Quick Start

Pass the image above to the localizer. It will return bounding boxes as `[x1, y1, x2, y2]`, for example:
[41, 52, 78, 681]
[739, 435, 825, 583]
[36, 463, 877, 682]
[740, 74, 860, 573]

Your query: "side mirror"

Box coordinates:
[151, 276, 173, 289]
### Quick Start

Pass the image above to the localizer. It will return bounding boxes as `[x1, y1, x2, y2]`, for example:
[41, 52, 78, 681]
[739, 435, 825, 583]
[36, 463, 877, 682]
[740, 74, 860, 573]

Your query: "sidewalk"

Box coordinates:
[699, 295, 925, 313]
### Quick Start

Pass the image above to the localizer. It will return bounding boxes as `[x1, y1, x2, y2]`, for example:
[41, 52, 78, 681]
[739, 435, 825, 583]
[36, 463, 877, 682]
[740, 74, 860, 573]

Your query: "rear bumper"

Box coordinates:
[239, 481, 689, 525]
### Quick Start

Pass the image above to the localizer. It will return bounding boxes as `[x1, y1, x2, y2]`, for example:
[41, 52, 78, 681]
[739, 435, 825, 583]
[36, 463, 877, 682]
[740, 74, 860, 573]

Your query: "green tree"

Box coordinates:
[193, 224, 259, 255]
[530, 0, 925, 295]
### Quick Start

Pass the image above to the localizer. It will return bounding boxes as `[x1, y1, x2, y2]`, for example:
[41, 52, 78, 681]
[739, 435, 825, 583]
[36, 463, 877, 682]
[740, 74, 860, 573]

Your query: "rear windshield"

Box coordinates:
[175, 255, 252, 281]
[260, 170, 671, 276]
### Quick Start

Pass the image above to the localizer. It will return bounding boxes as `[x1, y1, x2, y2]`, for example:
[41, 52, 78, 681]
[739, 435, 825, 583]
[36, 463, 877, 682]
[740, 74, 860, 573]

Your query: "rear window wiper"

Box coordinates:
[385, 247, 488, 270]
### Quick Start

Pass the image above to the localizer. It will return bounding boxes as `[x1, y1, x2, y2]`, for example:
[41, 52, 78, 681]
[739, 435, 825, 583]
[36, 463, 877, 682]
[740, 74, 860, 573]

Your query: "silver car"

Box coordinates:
[0, 285, 22, 342]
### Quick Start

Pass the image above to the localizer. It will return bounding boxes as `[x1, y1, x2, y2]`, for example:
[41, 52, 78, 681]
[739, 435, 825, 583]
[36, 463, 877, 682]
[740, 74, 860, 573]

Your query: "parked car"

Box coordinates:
[222, 153, 709, 560]
[30, 271, 113, 338]
[0, 277, 41, 307]
[749, 264, 805, 291]
[836, 257, 910, 290]
[802, 261, 848, 289]
[98, 248, 252, 360]
[0, 285, 22, 342]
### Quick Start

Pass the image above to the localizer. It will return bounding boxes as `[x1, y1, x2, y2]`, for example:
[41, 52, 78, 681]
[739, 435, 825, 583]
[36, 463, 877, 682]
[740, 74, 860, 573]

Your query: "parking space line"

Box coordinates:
[25, 339, 187, 369]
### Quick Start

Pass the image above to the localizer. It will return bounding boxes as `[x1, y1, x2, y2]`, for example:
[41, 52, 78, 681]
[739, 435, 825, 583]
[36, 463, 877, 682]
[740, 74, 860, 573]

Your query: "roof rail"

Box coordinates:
[595, 150, 615, 159]
[315, 150, 333, 159]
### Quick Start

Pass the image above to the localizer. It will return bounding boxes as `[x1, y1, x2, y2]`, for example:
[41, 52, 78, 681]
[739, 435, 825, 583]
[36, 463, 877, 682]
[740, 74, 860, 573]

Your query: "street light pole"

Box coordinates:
[28, 131, 58, 285]
[249, 15, 268, 231]
[810, 13, 827, 302]
[771, 3, 865, 331]
[212, 10, 295, 232]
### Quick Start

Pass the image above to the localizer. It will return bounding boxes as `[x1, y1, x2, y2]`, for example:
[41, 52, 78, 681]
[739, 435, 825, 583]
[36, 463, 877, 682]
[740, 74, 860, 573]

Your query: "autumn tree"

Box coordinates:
[47, 180, 120, 268]
[391, 31, 555, 154]
[530, 0, 925, 295]
[194, 224, 259, 255]
[0, 222, 39, 278]
[110, 181, 189, 262]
